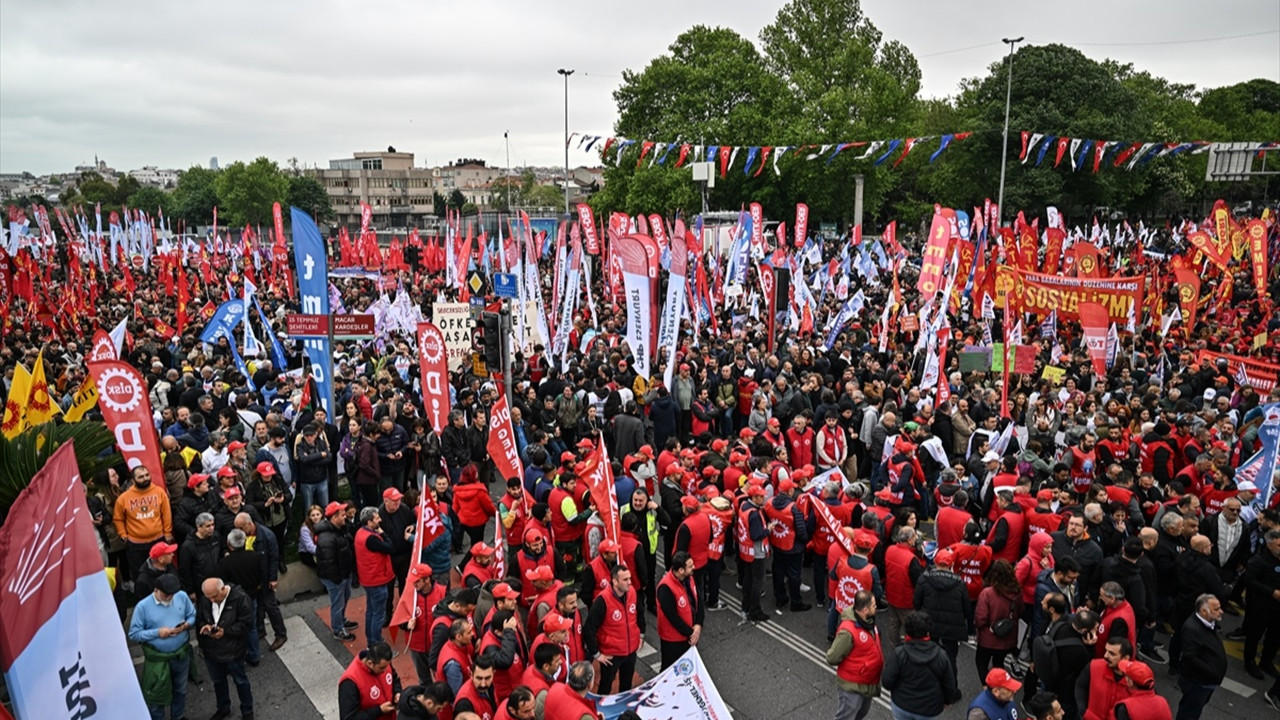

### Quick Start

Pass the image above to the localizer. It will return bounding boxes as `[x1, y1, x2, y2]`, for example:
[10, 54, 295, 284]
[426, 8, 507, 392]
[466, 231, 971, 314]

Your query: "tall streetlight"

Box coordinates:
[557, 68, 575, 215]
[993, 37, 1024, 226]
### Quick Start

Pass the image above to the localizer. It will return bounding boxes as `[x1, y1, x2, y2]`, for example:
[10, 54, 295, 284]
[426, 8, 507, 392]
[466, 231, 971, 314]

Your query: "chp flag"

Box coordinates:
[0, 441, 150, 719]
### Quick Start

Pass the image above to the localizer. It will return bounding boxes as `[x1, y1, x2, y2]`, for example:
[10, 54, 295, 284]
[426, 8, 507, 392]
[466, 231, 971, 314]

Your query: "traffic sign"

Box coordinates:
[332, 313, 376, 340]
[286, 313, 329, 338]
[467, 271, 489, 296]
[493, 273, 519, 299]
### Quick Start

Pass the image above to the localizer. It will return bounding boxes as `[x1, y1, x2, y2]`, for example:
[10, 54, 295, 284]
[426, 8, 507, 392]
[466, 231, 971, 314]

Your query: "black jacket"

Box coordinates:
[1244, 545, 1280, 612]
[1202, 513, 1252, 580]
[1149, 530, 1184, 596]
[217, 548, 264, 597]
[881, 638, 960, 716]
[173, 491, 215, 544]
[196, 584, 254, 663]
[441, 424, 471, 471]
[178, 532, 223, 595]
[1097, 556, 1150, 624]
[1050, 531, 1104, 598]
[294, 436, 330, 484]
[1174, 550, 1226, 622]
[1046, 622, 1095, 710]
[913, 569, 971, 642]
[1178, 614, 1227, 685]
[314, 519, 355, 584]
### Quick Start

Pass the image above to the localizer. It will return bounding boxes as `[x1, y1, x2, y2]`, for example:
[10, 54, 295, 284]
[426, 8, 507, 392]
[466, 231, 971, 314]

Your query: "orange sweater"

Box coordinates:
[112, 484, 173, 543]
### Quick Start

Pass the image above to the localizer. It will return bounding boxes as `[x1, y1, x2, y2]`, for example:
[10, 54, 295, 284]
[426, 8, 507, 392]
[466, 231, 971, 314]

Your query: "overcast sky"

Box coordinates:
[1, 0, 1276, 176]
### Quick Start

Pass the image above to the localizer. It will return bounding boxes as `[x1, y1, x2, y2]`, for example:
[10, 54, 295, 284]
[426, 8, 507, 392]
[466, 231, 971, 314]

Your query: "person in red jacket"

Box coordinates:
[495, 685, 537, 720]
[674, 495, 713, 602]
[883, 525, 925, 646]
[537, 661, 598, 720]
[824, 589, 883, 720]
[786, 414, 815, 471]
[935, 489, 973, 549]
[455, 466, 498, 567]
[1111, 660, 1171, 720]
[583, 564, 645, 693]
[401, 563, 448, 684]
[452, 650, 498, 718]
[356, 506, 409, 649]
[548, 475, 589, 577]
[510, 529, 561, 606]
[1076, 637, 1134, 720]
[987, 488, 1028, 564]
[578, 538, 621, 603]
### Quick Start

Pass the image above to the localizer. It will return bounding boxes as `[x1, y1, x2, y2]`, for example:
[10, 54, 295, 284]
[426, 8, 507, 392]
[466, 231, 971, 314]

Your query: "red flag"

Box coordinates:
[1079, 302, 1110, 378]
[1019, 131, 1030, 161]
[87, 360, 164, 489]
[636, 141, 655, 167]
[416, 323, 450, 435]
[794, 203, 809, 249]
[579, 439, 621, 545]
[1042, 228, 1065, 274]
[1247, 219, 1268, 295]
[1053, 137, 1070, 168]
[1173, 266, 1201, 332]
[675, 144, 691, 169]
[1073, 242, 1102, 278]
[718, 146, 732, 177]
[486, 394, 525, 486]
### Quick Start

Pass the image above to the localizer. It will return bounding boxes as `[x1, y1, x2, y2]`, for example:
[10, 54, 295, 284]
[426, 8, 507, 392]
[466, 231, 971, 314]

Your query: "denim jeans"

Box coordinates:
[891, 704, 939, 720]
[246, 597, 261, 662]
[321, 577, 352, 631]
[205, 657, 253, 716]
[146, 649, 190, 720]
[297, 482, 329, 514]
[364, 583, 389, 646]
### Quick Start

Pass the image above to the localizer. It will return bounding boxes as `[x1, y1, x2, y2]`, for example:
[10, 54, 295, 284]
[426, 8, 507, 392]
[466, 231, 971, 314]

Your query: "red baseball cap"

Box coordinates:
[739, 428, 757, 439]
[325, 501, 348, 517]
[598, 539, 620, 554]
[223, 486, 243, 499]
[934, 548, 956, 568]
[702, 465, 720, 478]
[1118, 660, 1155, 689]
[471, 542, 495, 556]
[542, 612, 574, 633]
[526, 565, 555, 582]
[186, 473, 210, 490]
[778, 478, 797, 493]
[767, 417, 781, 428]
[255, 461, 277, 477]
[491, 582, 520, 600]
[227, 441, 247, 453]
[149, 542, 179, 559]
[638, 445, 653, 457]
[382, 487, 404, 501]
[217, 466, 238, 478]
[710, 439, 728, 453]
[985, 668, 1022, 692]
[746, 485, 767, 498]
[680, 495, 700, 510]
[560, 451, 576, 463]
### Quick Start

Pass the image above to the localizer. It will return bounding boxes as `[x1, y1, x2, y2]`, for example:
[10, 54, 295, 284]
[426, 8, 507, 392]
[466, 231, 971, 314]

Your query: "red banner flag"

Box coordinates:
[87, 359, 164, 489]
[1042, 228, 1065, 274]
[1172, 267, 1201, 333]
[1074, 242, 1102, 278]
[416, 322, 450, 435]
[1079, 302, 1110, 378]
[794, 203, 809, 249]
[578, 440, 621, 545]
[578, 204, 599, 255]
[1247, 219, 1268, 295]
[89, 329, 116, 362]
[917, 208, 952, 297]
[486, 394, 525, 486]
[1186, 231, 1231, 273]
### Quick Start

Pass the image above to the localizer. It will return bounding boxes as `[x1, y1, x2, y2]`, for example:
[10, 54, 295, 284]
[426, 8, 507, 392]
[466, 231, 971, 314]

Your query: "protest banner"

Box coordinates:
[591, 647, 734, 720]
[431, 301, 474, 369]
[1196, 349, 1280, 392]
[995, 266, 1144, 324]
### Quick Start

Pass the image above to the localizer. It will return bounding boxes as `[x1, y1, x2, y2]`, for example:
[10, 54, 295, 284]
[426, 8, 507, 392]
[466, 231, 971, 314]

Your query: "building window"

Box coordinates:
[361, 159, 383, 170]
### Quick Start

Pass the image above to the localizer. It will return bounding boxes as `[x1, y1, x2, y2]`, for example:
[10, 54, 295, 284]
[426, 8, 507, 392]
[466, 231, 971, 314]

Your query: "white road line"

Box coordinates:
[275, 616, 343, 719]
[1220, 676, 1256, 699]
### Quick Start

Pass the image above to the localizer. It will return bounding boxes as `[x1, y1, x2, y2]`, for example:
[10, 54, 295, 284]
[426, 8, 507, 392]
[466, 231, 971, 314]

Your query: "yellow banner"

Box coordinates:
[996, 266, 1144, 323]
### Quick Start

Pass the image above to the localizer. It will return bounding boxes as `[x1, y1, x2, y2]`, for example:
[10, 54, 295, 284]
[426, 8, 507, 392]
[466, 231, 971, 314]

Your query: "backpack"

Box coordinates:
[1031, 620, 1083, 679]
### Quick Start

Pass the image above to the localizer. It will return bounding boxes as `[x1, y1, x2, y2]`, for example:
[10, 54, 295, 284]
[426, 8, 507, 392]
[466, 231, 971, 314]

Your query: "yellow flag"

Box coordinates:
[1, 364, 31, 438]
[24, 350, 61, 426]
[64, 376, 99, 423]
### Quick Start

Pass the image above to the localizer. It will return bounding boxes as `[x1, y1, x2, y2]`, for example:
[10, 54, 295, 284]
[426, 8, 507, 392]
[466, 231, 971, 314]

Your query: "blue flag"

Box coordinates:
[291, 207, 333, 416]
[200, 299, 246, 344]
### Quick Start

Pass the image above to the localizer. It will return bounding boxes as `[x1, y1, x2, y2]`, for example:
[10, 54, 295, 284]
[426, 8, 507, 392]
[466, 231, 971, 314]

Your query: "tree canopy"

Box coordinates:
[214, 157, 289, 227]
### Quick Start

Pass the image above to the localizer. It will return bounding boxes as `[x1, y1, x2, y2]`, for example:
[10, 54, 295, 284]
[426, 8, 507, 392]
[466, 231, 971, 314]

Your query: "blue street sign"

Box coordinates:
[493, 272, 519, 299]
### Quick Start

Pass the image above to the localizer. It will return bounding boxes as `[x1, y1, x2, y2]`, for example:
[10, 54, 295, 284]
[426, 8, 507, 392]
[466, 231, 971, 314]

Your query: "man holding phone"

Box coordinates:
[196, 577, 256, 720]
[128, 574, 196, 720]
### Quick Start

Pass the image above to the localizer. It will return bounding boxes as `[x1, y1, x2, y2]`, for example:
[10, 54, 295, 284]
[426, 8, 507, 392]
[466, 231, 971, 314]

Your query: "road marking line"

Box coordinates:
[1220, 676, 1256, 698]
[276, 616, 343, 719]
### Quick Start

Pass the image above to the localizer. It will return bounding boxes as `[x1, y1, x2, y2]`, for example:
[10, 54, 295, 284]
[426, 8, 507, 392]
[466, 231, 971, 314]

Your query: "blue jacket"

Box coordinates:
[421, 515, 454, 578]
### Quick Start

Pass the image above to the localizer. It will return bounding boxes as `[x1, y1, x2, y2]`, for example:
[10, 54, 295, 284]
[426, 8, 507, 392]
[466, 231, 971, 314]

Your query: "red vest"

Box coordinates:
[454, 680, 495, 720]
[833, 557, 875, 613]
[987, 509, 1027, 563]
[355, 527, 394, 587]
[1083, 660, 1132, 720]
[618, 532, 644, 584]
[495, 698, 521, 720]
[479, 629, 525, 701]
[811, 500, 852, 556]
[835, 618, 884, 685]
[500, 493, 527, 543]
[1069, 447, 1097, 492]
[679, 512, 712, 568]
[408, 582, 448, 653]
[1111, 692, 1172, 720]
[1096, 600, 1137, 657]
[526, 580, 564, 638]
[1140, 438, 1174, 479]
[520, 663, 559, 697]
[338, 657, 395, 720]
[548, 486, 583, 542]
[786, 427, 814, 469]
[586, 555, 614, 602]
[542, 684, 599, 720]
[737, 505, 767, 563]
[764, 498, 798, 552]
[656, 570, 697, 642]
[1027, 509, 1063, 535]
[435, 639, 474, 681]
[883, 543, 920, 609]
[515, 549, 554, 604]
[595, 587, 641, 656]
[935, 506, 971, 550]
[1098, 438, 1130, 465]
[462, 559, 495, 588]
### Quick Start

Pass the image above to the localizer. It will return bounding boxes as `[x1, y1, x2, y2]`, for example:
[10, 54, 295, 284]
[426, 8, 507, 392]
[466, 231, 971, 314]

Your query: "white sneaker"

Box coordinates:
[800, 583, 812, 592]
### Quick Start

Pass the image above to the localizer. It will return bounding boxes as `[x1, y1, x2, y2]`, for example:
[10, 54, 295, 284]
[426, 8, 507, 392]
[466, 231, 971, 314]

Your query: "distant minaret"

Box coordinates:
[210, 156, 219, 170]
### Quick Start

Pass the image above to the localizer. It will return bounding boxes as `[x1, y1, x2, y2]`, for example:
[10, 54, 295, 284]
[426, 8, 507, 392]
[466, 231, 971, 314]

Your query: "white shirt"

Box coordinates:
[211, 594, 227, 625]
[1217, 515, 1242, 565]
[202, 447, 228, 475]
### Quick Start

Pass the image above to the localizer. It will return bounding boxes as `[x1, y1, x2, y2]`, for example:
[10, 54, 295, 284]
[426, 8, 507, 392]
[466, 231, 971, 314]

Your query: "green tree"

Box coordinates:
[171, 166, 221, 226]
[77, 171, 117, 205]
[115, 175, 142, 206]
[448, 189, 466, 211]
[126, 186, 172, 216]
[287, 175, 334, 222]
[432, 191, 449, 217]
[215, 157, 289, 226]
[460, 202, 479, 216]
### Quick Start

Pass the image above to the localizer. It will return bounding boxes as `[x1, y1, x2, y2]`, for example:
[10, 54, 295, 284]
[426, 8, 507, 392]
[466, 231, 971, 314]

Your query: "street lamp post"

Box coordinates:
[557, 68, 574, 216]
[995, 36, 1023, 228]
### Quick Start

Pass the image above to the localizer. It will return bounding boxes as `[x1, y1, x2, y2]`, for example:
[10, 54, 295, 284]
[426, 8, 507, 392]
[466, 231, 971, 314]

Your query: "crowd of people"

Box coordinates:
[6, 206, 1280, 720]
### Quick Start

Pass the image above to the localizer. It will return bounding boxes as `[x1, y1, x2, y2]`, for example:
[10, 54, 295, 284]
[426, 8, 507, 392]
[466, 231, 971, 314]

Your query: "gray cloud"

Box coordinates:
[2, 0, 1275, 174]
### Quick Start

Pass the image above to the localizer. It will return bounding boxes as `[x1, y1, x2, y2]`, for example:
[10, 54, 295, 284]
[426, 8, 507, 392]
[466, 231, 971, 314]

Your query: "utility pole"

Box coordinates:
[996, 37, 1023, 227]
[557, 69, 575, 216]
[853, 174, 865, 233]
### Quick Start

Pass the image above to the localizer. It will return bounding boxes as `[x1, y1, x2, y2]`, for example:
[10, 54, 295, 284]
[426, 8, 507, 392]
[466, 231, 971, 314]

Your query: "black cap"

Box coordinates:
[155, 574, 182, 595]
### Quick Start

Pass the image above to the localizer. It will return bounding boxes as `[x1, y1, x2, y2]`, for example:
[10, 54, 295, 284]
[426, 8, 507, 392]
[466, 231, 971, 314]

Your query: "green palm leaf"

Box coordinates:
[0, 421, 121, 522]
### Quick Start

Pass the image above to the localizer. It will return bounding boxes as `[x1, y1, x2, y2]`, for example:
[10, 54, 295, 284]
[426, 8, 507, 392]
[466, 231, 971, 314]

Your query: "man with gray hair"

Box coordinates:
[536, 660, 597, 719]
[217, 528, 265, 666]
[1176, 593, 1226, 720]
[883, 525, 924, 646]
[355, 505, 408, 648]
[179, 511, 222, 596]
[202, 430, 230, 475]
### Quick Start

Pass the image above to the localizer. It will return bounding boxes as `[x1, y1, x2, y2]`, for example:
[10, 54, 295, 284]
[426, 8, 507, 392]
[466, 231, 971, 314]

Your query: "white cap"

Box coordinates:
[982, 450, 1001, 463]
[1236, 480, 1258, 493]
[1203, 389, 1217, 401]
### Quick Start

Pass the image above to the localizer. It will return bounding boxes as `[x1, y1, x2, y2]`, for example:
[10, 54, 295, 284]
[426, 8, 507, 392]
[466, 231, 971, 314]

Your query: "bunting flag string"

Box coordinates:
[573, 131, 974, 175]
[1015, 132, 1279, 172]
